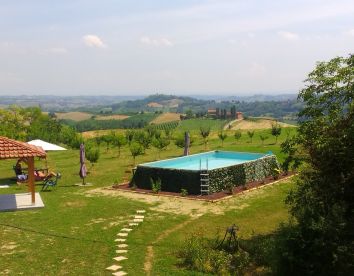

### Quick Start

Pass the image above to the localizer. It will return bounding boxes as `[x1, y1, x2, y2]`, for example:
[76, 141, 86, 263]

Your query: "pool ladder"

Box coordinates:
[200, 159, 209, 195]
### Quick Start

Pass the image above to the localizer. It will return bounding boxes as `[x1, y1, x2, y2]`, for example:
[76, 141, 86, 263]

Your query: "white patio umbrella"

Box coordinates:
[27, 139, 66, 151]
[27, 139, 66, 170]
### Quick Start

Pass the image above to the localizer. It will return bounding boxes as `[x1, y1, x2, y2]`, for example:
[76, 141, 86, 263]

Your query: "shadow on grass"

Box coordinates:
[0, 177, 17, 185]
[240, 233, 277, 274]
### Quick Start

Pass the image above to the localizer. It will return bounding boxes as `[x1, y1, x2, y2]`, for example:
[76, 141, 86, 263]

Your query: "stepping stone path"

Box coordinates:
[106, 209, 146, 275]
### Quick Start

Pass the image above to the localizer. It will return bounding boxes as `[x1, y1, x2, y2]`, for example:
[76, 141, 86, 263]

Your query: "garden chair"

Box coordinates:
[41, 173, 61, 191]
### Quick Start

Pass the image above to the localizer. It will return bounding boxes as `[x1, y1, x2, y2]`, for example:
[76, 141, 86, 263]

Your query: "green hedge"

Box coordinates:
[208, 155, 279, 193]
[131, 155, 279, 195]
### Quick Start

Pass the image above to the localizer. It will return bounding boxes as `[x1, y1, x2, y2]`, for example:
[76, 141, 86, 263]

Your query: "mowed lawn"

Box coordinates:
[0, 126, 296, 275]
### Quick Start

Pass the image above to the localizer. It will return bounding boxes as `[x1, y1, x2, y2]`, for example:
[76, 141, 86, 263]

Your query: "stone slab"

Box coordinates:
[117, 233, 128, 237]
[134, 215, 144, 219]
[113, 256, 128, 262]
[115, 238, 126, 242]
[121, 228, 132, 232]
[0, 193, 44, 211]
[129, 223, 139, 226]
[136, 210, 146, 213]
[117, 244, 128, 248]
[112, 271, 127, 276]
[106, 265, 122, 271]
[133, 219, 143, 222]
[116, 249, 128, 253]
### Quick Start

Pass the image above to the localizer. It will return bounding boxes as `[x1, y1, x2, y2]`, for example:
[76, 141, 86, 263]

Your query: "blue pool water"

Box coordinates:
[141, 151, 268, 171]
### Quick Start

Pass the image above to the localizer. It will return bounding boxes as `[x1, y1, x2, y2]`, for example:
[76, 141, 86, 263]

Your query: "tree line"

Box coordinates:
[0, 106, 83, 148]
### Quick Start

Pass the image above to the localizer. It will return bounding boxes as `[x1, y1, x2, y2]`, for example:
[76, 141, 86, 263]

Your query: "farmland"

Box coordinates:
[52, 111, 93, 121]
[95, 114, 130, 120]
[150, 112, 181, 124]
[228, 117, 296, 130]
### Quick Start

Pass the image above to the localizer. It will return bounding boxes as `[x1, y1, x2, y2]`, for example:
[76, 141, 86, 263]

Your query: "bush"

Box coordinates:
[180, 188, 188, 197]
[179, 232, 250, 275]
[86, 146, 100, 166]
[151, 177, 161, 193]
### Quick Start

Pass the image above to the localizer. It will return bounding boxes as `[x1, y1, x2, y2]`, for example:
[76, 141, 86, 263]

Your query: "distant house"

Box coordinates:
[207, 106, 243, 120]
[236, 112, 243, 120]
[207, 109, 217, 117]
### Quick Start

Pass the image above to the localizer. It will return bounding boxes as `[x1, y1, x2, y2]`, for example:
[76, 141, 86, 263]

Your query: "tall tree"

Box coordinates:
[276, 54, 354, 275]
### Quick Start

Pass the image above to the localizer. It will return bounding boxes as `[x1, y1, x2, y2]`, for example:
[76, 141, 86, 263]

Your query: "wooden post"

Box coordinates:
[27, 157, 35, 204]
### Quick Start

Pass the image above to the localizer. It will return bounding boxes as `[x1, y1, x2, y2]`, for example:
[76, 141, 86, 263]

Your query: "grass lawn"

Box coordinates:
[178, 118, 228, 133]
[0, 127, 296, 275]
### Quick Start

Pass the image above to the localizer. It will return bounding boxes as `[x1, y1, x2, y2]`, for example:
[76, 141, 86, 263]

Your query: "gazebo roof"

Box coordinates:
[0, 136, 47, 160]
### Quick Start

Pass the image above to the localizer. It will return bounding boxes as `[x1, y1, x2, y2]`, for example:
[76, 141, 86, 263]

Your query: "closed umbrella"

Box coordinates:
[79, 144, 87, 185]
[184, 132, 190, 156]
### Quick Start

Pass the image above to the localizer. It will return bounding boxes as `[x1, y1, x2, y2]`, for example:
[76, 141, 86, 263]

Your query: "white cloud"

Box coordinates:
[278, 31, 300, 41]
[140, 36, 173, 47]
[47, 47, 68, 54]
[82, 35, 107, 48]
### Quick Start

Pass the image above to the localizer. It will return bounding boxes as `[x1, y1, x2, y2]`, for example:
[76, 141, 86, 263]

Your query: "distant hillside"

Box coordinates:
[192, 94, 298, 102]
[108, 94, 302, 121]
[0, 94, 302, 122]
[110, 94, 209, 113]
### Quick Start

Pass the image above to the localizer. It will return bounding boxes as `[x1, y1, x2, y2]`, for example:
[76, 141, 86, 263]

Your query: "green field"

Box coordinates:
[0, 127, 296, 275]
[178, 118, 228, 133]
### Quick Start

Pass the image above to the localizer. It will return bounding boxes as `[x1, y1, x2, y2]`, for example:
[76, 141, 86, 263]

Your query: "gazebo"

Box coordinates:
[0, 136, 47, 204]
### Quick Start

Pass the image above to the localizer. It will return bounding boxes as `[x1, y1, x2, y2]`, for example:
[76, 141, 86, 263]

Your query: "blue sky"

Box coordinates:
[0, 0, 353, 95]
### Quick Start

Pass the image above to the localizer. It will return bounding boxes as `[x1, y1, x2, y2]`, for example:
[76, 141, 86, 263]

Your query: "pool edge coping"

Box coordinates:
[138, 150, 273, 171]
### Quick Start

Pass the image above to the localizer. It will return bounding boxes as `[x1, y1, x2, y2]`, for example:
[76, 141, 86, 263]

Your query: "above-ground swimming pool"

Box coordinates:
[131, 151, 279, 195]
[142, 151, 267, 170]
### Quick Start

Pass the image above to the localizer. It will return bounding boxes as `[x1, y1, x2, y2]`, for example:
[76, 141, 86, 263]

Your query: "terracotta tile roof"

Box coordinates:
[0, 136, 47, 160]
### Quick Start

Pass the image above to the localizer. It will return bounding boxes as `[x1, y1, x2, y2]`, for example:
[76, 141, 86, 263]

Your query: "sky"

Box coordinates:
[0, 0, 353, 96]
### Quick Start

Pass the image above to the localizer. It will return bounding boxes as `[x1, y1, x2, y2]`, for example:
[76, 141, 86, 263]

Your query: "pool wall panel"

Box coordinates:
[131, 166, 201, 194]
